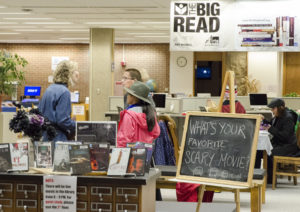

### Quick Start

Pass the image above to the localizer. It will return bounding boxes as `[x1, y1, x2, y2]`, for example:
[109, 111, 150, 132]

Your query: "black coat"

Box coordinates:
[268, 108, 297, 147]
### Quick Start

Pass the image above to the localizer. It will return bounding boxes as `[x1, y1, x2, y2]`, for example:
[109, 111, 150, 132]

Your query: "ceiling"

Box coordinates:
[0, 0, 171, 44]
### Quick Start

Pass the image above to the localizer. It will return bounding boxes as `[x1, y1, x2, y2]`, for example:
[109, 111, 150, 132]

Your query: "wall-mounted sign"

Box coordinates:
[170, 1, 300, 51]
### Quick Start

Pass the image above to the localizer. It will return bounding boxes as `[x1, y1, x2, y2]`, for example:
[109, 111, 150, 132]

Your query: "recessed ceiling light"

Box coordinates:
[0, 6, 6, 9]
[24, 22, 72, 25]
[4, 17, 55, 20]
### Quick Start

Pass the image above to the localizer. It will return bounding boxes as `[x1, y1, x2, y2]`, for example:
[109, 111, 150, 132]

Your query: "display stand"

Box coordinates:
[196, 71, 240, 212]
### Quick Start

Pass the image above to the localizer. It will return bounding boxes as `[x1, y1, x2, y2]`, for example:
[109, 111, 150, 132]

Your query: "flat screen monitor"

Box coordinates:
[76, 121, 117, 147]
[249, 93, 268, 107]
[152, 93, 166, 108]
[24, 86, 41, 97]
[71, 92, 80, 103]
[196, 67, 211, 79]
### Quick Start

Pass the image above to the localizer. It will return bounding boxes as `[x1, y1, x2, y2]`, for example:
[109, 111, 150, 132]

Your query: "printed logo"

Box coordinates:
[174, 3, 188, 15]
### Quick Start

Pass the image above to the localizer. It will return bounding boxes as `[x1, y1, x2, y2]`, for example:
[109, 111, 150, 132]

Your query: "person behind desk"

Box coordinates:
[256, 98, 299, 183]
[117, 81, 160, 147]
[39, 60, 78, 142]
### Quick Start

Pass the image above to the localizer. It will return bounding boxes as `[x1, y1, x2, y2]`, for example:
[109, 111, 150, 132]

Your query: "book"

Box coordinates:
[69, 144, 91, 175]
[53, 143, 70, 172]
[126, 142, 154, 173]
[107, 148, 131, 176]
[10, 142, 29, 171]
[0, 143, 12, 172]
[35, 142, 52, 168]
[127, 148, 147, 176]
[89, 143, 110, 172]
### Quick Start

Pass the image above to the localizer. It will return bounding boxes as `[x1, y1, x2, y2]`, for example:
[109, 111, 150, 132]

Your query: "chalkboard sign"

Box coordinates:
[176, 112, 260, 187]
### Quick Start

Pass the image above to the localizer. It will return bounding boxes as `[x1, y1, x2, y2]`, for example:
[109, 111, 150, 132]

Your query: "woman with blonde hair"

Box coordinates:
[39, 60, 79, 141]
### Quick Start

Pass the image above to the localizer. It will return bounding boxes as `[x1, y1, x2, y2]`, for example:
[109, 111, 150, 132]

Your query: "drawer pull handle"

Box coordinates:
[24, 190, 28, 199]
[99, 193, 103, 201]
[0, 204, 3, 212]
[24, 205, 28, 212]
[124, 194, 128, 202]
[0, 189, 3, 197]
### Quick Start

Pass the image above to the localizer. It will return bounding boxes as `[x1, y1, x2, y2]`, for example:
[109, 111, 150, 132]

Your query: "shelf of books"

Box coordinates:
[0, 140, 161, 212]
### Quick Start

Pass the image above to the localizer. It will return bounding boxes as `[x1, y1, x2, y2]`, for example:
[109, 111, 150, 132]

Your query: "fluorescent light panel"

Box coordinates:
[0, 12, 30, 15]
[59, 38, 89, 40]
[61, 29, 89, 32]
[85, 22, 133, 25]
[24, 22, 72, 24]
[4, 17, 55, 20]
[0, 32, 20, 35]
[0, 22, 18, 24]
[127, 32, 167, 35]
[14, 29, 54, 32]
[135, 35, 169, 38]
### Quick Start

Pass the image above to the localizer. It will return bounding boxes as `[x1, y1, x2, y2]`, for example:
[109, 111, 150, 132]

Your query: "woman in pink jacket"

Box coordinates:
[117, 81, 160, 147]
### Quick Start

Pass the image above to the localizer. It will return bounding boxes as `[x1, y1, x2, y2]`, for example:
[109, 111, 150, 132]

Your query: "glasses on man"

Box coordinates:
[121, 76, 133, 81]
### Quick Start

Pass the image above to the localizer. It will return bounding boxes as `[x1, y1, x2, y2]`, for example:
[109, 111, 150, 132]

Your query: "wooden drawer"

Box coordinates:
[0, 183, 13, 199]
[116, 203, 138, 212]
[0, 199, 13, 212]
[15, 199, 37, 212]
[116, 187, 139, 203]
[16, 184, 37, 199]
[90, 186, 113, 202]
[77, 186, 88, 201]
[77, 201, 88, 211]
[90, 202, 112, 212]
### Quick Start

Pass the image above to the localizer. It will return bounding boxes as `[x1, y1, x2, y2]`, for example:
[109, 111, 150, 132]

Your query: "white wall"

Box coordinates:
[248, 52, 282, 97]
[169, 51, 194, 95]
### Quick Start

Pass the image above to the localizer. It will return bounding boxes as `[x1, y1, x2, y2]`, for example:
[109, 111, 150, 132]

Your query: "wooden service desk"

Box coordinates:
[0, 169, 161, 212]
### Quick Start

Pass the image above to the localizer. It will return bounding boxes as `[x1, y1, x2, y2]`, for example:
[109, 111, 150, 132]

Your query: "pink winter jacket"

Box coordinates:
[117, 109, 161, 147]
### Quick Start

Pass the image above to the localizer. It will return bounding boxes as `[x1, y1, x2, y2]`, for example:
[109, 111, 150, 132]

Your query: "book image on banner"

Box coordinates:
[76, 121, 117, 146]
[53, 143, 70, 172]
[89, 143, 110, 172]
[69, 144, 91, 175]
[0, 143, 12, 172]
[237, 16, 297, 49]
[127, 148, 147, 176]
[10, 142, 29, 171]
[107, 148, 131, 176]
[35, 142, 52, 168]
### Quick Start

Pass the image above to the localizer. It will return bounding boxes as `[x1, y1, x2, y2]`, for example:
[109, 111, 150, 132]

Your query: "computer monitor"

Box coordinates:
[76, 121, 117, 147]
[71, 92, 80, 103]
[249, 93, 268, 109]
[152, 93, 166, 108]
[24, 86, 41, 97]
[196, 67, 211, 79]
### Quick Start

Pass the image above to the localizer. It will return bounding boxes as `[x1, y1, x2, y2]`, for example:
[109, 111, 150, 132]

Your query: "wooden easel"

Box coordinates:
[196, 71, 240, 212]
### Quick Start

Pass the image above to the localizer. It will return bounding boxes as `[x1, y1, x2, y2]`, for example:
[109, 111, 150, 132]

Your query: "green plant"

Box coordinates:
[284, 92, 299, 97]
[0, 49, 28, 96]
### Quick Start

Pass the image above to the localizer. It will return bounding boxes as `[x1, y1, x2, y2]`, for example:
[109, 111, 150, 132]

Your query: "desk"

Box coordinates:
[0, 169, 160, 212]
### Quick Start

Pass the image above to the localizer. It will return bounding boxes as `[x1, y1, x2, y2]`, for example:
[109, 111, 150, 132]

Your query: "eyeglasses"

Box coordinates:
[121, 77, 133, 81]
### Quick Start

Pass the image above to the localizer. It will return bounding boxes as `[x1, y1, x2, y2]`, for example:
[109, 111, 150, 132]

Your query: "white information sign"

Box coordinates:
[72, 105, 85, 115]
[43, 175, 77, 212]
[51, 56, 69, 71]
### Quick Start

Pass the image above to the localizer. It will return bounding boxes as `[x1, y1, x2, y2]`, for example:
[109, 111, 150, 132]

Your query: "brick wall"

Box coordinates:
[0, 43, 89, 102]
[0, 43, 170, 101]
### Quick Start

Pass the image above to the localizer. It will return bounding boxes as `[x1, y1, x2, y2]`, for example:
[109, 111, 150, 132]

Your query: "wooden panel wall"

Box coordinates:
[283, 52, 300, 95]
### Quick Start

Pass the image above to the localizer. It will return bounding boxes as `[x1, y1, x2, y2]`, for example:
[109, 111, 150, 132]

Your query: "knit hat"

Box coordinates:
[267, 98, 285, 108]
[124, 81, 151, 104]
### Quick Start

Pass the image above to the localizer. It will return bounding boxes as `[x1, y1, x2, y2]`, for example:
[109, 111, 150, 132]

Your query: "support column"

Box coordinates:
[89, 28, 114, 121]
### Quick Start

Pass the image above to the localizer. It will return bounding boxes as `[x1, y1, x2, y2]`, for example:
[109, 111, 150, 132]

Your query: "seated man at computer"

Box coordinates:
[222, 85, 246, 113]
